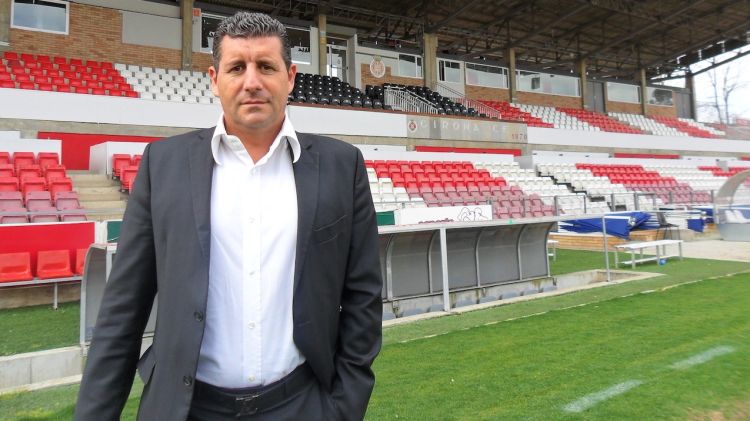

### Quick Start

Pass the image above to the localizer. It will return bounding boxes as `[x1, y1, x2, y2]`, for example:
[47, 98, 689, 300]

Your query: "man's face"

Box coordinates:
[209, 36, 296, 135]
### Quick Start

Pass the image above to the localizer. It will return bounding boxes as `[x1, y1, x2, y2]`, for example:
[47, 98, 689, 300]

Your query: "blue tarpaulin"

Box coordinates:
[559, 212, 652, 239]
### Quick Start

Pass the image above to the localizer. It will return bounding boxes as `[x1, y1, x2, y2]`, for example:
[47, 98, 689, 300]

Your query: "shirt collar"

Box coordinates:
[210, 113, 301, 166]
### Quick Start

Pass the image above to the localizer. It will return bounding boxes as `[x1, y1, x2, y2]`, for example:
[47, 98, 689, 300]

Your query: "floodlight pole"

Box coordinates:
[602, 213, 611, 282]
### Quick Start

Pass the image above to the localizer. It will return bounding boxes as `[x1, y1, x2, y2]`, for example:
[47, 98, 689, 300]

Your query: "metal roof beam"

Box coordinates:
[425, 0, 484, 32]
[582, 0, 708, 60]
[463, 3, 589, 58]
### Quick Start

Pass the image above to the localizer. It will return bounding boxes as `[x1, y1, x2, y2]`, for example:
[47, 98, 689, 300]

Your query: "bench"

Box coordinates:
[614, 239, 683, 269]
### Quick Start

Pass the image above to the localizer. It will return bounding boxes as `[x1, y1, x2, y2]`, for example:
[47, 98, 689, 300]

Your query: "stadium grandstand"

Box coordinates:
[1, 0, 750, 418]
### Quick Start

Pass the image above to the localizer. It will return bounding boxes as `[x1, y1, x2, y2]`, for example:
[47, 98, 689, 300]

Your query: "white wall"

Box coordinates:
[122, 11, 182, 50]
[0, 88, 221, 128]
[288, 106, 406, 138]
[528, 127, 750, 154]
[0, 138, 61, 156]
[90, 142, 149, 175]
[362, 150, 516, 163]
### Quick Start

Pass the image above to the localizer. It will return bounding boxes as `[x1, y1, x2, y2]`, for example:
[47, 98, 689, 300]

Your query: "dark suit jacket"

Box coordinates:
[74, 128, 383, 421]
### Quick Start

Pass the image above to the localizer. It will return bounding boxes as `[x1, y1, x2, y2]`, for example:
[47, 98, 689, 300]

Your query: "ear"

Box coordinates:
[287, 63, 297, 95]
[208, 65, 220, 97]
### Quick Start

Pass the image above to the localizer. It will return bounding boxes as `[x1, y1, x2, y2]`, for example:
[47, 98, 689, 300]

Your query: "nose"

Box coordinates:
[242, 65, 263, 92]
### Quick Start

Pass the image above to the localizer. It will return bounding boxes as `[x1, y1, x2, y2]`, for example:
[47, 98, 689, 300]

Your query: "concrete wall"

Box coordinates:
[464, 85, 510, 102]
[517, 91, 581, 108]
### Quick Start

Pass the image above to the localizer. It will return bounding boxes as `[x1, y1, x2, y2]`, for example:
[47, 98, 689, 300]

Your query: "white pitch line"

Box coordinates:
[563, 380, 644, 413]
[669, 346, 736, 370]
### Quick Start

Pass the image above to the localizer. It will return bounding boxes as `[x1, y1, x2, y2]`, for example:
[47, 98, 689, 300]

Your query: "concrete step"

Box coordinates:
[68, 172, 119, 188]
[80, 200, 126, 210]
[75, 186, 124, 201]
[86, 212, 125, 222]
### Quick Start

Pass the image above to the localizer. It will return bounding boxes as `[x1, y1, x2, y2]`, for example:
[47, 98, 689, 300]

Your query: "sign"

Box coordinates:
[395, 205, 492, 225]
[405, 115, 528, 142]
[369, 56, 386, 78]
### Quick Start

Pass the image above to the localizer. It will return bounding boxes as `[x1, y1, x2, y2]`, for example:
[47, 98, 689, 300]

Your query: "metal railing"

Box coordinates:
[434, 82, 502, 120]
[383, 86, 440, 115]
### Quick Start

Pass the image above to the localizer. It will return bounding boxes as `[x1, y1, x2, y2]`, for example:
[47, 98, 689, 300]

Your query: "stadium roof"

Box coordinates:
[196, 0, 750, 82]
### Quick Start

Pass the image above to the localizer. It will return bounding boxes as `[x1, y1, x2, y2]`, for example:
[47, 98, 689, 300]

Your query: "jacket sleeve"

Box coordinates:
[74, 143, 158, 420]
[330, 148, 383, 420]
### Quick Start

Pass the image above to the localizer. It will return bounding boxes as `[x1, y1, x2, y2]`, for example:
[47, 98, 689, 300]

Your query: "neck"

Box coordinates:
[225, 118, 284, 163]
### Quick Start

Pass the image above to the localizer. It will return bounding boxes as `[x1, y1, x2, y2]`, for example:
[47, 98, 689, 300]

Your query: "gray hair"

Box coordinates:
[212, 12, 291, 70]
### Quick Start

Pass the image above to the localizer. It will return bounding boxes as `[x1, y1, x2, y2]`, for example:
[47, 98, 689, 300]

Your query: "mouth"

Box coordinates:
[241, 100, 267, 106]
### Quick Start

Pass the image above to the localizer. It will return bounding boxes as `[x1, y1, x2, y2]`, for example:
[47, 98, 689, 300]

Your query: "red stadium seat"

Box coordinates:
[121, 166, 139, 192]
[0, 191, 23, 210]
[21, 177, 45, 197]
[0, 252, 33, 282]
[0, 177, 20, 191]
[0, 81, 15, 89]
[55, 191, 81, 210]
[26, 191, 53, 210]
[17, 164, 42, 182]
[45, 165, 67, 183]
[37, 152, 59, 170]
[49, 177, 73, 198]
[112, 154, 132, 178]
[13, 152, 35, 168]
[75, 248, 87, 275]
[36, 250, 73, 279]
[0, 164, 13, 177]
[0, 153, 9, 165]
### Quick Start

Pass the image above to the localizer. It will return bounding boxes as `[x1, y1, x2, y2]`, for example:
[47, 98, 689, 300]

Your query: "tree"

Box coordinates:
[700, 58, 748, 125]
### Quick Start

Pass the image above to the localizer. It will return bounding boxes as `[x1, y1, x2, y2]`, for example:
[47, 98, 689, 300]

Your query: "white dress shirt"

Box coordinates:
[196, 114, 304, 388]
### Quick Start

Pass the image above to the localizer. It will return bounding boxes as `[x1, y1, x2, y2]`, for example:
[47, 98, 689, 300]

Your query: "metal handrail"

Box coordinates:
[434, 82, 502, 119]
[383, 86, 440, 114]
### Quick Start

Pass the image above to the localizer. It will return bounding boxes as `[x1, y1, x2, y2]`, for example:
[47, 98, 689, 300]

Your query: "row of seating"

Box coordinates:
[479, 101, 553, 127]
[1, 52, 138, 97]
[0, 249, 87, 282]
[652, 116, 717, 138]
[1, 51, 728, 139]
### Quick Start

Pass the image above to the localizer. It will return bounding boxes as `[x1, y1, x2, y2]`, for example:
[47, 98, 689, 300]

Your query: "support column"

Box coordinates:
[639, 67, 648, 115]
[506, 48, 517, 103]
[0, 0, 11, 50]
[577, 58, 587, 109]
[686, 72, 697, 120]
[317, 13, 327, 76]
[422, 32, 438, 89]
[180, 0, 194, 70]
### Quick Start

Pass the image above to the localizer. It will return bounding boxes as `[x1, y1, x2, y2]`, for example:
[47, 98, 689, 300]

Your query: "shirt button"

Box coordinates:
[248, 217, 255, 224]
[248, 375, 256, 381]
[183, 375, 193, 387]
[248, 321, 256, 329]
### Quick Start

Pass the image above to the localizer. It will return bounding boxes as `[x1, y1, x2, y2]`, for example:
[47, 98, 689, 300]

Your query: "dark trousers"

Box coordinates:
[187, 365, 335, 421]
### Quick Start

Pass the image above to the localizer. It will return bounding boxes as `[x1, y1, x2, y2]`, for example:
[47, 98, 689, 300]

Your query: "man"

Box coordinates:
[75, 12, 382, 421]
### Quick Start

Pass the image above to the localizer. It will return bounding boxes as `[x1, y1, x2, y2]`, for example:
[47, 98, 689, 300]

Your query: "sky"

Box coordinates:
[664, 46, 750, 124]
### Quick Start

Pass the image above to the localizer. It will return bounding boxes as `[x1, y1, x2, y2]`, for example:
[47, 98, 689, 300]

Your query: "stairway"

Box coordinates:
[68, 171, 127, 221]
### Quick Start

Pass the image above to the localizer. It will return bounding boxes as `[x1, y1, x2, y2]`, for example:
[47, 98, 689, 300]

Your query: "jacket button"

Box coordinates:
[194, 311, 204, 322]
[183, 375, 193, 387]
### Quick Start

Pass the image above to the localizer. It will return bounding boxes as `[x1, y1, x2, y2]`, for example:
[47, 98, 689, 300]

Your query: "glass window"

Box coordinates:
[517, 70, 542, 92]
[398, 54, 422, 78]
[288, 27, 311, 65]
[466, 63, 508, 88]
[516, 70, 580, 96]
[201, 13, 224, 53]
[11, 0, 68, 34]
[646, 87, 674, 106]
[607, 82, 641, 103]
[438, 60, 461, 83]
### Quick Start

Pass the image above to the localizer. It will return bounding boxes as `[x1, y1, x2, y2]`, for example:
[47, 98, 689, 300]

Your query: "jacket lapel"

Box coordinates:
[293, 133, 319, 292]
[188, 128, 215, 264]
